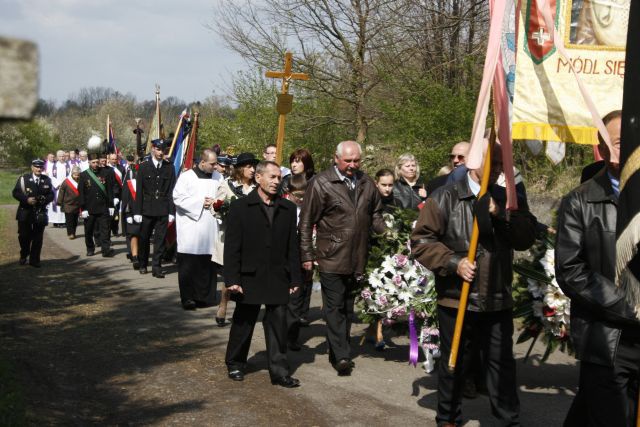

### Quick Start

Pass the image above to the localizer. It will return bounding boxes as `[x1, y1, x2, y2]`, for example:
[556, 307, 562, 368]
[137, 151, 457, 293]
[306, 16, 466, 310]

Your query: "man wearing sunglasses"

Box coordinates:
[426, 142, 470, 194]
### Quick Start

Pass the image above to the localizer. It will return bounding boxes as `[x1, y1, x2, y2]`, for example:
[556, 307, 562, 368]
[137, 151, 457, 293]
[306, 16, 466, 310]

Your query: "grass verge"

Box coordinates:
[0, 169, 21, 205]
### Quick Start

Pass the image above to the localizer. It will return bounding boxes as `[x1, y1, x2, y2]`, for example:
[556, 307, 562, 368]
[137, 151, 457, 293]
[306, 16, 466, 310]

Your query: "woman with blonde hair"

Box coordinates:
[393, 153, 427, 210]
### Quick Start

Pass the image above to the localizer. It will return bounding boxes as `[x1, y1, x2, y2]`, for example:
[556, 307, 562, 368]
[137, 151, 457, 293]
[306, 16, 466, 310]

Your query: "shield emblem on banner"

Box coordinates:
[525, 0, 558, 64]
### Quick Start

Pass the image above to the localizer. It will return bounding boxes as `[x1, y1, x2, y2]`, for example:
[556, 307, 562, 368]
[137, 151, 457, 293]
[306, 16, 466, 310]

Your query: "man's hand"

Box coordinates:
[133, 215, 142, 223]
[302, 261, 313, 271]
[489, 197, 500, 216]
[204, 197, 214, 209]
[457, 258, 476, 283]
[168, 214, 175, 223]
[113, 198, 120, 206]
[27, 197, 37, 206]
[227, 285, 243, 294]
[290, 286, 300, 294]
[81, 211, 89, 219]
[126, 216, 133, 224]
[109, 208, 115, 216]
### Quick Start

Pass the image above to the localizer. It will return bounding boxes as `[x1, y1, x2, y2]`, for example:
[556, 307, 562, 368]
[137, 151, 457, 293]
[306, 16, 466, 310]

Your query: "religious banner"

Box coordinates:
[512, 0, 630, 146]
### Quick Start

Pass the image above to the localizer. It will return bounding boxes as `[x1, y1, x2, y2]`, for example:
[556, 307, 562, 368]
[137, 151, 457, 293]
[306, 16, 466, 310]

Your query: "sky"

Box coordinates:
[0, 0, 247, 104]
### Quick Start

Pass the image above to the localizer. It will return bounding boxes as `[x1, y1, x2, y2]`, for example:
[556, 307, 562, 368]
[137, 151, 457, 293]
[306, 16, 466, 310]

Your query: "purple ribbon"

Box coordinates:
[409, 309, 419, 367]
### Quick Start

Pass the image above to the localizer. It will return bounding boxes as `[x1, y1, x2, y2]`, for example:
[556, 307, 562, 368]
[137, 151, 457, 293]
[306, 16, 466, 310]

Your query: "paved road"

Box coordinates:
[2, 214, 578, 425]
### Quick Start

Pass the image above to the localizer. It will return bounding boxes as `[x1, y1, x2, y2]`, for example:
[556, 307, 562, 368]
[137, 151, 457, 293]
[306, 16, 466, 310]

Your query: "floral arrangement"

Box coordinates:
[210, 195, 236, 223]
[513, 233, 573, 361]
[358, 207, 441, 372]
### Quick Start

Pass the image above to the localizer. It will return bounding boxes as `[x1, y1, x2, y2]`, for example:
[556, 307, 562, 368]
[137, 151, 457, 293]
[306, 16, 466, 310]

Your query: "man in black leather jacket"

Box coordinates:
[556, 110, 640, 426]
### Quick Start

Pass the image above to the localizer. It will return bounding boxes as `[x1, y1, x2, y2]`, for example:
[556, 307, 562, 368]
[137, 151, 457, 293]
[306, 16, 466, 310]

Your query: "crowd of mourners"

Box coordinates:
[11, 109, 639, 426]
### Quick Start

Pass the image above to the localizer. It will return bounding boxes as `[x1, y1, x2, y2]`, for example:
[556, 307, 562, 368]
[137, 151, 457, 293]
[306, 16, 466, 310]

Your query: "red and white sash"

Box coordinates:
[127, 179, 137, 201]
[113, 166, 123, 187]
[65, 177, 79, 196]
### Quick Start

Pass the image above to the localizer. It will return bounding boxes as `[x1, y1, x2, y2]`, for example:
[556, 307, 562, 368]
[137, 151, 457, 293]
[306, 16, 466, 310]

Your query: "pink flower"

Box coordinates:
[361, 289, 372, 300]
[394, 254, 408, 267]
[393, 275, 403, 286]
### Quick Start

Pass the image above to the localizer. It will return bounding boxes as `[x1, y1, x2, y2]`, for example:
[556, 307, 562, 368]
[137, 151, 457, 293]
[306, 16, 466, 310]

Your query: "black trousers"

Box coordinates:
[65, 212, 78, 236]
[84, 213, 111, 254]
[436, 306, 520, 427]
[319, 272, 357, 363]
[287, 279, 313, 343]
[177, 253, 218, 306]
[564, 334, 640, 427]
[139, 215, 168, 270]
[225, 303, 289, 380]
[17, 220, 45, 263]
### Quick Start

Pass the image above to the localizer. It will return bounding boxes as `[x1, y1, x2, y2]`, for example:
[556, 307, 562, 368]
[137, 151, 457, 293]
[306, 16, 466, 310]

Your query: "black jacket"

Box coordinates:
[555, 169, 640, 366]
[224, 189, 302, 305]
[12, 173, 54, 222]
[393, 176, 426, 210]
[78, 167, 116, 215]
[134, 159, 176, 217]
[412, 178, 537, 312]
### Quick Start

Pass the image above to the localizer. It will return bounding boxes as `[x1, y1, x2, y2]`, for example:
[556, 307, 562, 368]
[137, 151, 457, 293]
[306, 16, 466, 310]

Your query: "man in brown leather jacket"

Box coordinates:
[411, 143, 536, 427]
[299, 140, 386, 375]
[556, 110, 640, 426]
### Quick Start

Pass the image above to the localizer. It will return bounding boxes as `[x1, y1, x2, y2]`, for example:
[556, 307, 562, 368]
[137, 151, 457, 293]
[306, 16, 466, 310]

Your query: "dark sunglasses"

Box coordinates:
[449, 154, 465, 160]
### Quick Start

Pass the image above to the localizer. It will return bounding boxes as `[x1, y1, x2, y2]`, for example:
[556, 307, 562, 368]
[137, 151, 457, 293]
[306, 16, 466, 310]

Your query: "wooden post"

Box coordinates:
[448, 127, 496, 372]
[265, 51, 309, 165]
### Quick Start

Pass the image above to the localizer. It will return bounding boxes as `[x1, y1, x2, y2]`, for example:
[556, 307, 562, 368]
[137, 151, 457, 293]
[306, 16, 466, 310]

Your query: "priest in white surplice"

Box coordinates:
[48, 149, 70, 227]
[173, 149, 224, 310]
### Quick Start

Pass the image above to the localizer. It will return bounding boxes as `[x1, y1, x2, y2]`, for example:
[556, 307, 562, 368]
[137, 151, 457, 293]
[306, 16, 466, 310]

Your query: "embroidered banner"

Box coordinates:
[512, 0, 629, 145]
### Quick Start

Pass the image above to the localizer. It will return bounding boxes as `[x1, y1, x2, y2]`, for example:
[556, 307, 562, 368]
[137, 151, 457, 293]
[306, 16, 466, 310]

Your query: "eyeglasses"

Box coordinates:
[449, 154, 465, 160]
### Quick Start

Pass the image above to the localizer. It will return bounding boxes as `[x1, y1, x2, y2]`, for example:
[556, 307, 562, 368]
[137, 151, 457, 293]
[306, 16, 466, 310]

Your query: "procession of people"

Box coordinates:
[10, 120, 639, 425]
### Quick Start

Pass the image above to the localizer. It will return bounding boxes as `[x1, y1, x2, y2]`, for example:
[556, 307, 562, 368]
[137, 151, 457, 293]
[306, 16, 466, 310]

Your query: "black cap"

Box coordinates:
[126, 154, 135, 162]
[151, 138, 169, 150]
[235, 152, 259, 167]
[88, 153, 100, 161]
[31, 159, 45, 168]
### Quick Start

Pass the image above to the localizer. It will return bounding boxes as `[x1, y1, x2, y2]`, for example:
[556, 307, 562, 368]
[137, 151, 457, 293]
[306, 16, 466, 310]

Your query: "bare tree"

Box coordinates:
[211, 0, 412, 143]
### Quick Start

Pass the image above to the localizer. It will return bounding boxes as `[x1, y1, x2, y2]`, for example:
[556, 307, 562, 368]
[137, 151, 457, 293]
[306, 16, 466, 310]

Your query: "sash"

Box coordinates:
[113, 166, 123, 187]
[86, 168, 107, 196]
[65, 177, 79, 196]
[127, 179, 137, 201]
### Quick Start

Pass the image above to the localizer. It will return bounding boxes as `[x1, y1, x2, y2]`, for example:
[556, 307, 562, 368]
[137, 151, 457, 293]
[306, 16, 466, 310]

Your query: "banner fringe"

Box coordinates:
[512, 122, 599, 145]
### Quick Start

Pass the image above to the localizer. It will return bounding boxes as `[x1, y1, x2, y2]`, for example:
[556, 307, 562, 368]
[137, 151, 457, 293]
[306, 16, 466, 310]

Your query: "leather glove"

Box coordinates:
[126, 216, 133, 224]
[81, 210, 89, 219]
[133, 215, 142, 223]
[113, 198, 120, 206]
[109, 208, 115, 216]
[168, 214, 175, 223]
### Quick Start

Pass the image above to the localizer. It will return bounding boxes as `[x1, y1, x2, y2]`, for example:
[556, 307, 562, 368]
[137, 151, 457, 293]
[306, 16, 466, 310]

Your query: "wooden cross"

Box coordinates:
[265, 51, 309, 165]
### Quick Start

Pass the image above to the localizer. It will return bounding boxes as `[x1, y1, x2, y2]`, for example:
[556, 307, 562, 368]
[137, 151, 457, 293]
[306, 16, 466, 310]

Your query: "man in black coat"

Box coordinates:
[224, 161, 302, 388]
[78, 154, 117, 257]
[108, 153, 125, 236]
[556, 110, 640, 426]
[12, 159, 55, 267]
[133, 139, 176, 278]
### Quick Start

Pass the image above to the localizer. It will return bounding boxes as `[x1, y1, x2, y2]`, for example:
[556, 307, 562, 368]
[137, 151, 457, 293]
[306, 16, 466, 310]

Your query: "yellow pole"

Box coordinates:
[275, 105, 287, 165]
[447, 127, 495, 372]
[168, 114, 184, 158]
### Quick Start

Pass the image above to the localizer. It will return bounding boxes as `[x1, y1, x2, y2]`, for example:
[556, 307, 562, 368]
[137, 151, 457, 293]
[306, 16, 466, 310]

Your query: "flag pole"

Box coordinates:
[448, 125, 495, 372]
[168, 113, 185, 158]
[106, 114, 110, 152]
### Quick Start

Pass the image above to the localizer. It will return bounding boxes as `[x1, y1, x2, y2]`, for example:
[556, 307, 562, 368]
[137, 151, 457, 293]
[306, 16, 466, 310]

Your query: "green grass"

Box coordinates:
[0, 169, 22, 205]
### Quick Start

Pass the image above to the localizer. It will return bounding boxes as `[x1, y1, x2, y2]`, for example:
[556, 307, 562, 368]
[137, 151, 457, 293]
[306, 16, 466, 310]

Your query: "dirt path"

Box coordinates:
[0, 205, 578, 426]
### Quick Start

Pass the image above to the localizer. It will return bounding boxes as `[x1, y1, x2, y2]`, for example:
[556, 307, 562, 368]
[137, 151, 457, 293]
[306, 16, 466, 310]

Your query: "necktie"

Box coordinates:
[35, 178, 39, 186]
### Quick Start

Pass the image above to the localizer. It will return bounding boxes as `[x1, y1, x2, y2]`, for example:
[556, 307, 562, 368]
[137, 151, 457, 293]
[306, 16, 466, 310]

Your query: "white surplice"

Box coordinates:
[47, 161, 68, 224]
[172, 169, 223, 255]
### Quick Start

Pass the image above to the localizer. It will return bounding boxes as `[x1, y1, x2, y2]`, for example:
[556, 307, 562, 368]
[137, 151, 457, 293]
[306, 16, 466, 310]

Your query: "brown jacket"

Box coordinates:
[57, 179, 81, 214]
[299, 167, 386, 275]
[411, 178, 536, 312]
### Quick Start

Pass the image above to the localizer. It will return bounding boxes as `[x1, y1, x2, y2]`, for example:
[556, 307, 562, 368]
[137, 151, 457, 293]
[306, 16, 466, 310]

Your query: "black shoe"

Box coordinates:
[334, 358, 352, 376]
[271, 376, 300, 388]
[126, 253, 132, 261]
[139, 267, 148, 275]
[182, 300, 197, 310]
[228, 370, 244, 381]
[86, 249, 95, 257]
[298, 317, 310, 327]
[19, 258, 27, 265]
[29, 262, 41, 268]
[152, 270, 166, 279]
[102, 249, 115, 258]
[132, 256, 140, 270]
[288, 341, 302, 351]
[216, 317, 226, 327]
